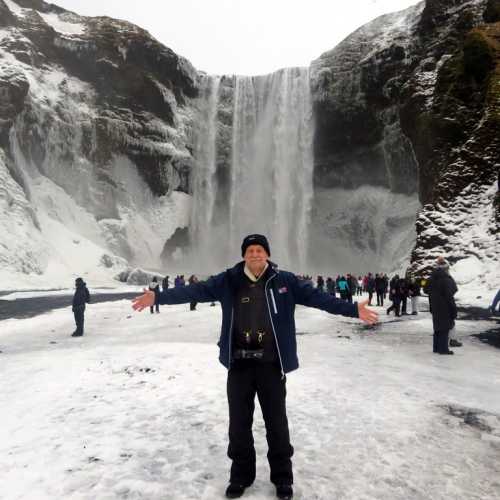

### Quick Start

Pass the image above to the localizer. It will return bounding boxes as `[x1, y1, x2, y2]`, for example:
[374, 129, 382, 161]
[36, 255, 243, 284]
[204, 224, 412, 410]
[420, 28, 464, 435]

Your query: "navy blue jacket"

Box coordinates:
[158, 261, 359, 374]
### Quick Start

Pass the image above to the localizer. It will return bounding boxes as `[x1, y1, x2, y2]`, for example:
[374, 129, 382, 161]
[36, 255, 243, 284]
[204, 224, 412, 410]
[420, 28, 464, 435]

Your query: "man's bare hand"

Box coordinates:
[358, 299, 379, 325]
[131, 289, 155, 312]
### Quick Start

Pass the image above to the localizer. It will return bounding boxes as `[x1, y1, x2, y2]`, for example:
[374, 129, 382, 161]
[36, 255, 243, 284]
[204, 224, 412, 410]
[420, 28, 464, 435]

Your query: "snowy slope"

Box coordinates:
[413, 181, 500, 306]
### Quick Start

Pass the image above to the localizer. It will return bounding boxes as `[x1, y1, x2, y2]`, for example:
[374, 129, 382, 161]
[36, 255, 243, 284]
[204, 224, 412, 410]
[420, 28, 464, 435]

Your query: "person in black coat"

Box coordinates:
[71, 277, 90, 337]
[162, 275, 170, 292]
[375, 273, 385, 306]
[188, 274, 199, 310]
[399, 277, 410, 315]
[387, 275, 401, 316]
[427, 257, 457, 354]
[382, 273, 389, 300]
[366, 273, 375, 305]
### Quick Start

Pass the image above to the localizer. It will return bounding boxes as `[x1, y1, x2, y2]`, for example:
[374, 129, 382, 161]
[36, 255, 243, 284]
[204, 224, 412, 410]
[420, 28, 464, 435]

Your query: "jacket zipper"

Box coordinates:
[270, 289, 278, 314]
[228, 307, 234, 367]
[265, 273, 285, 378]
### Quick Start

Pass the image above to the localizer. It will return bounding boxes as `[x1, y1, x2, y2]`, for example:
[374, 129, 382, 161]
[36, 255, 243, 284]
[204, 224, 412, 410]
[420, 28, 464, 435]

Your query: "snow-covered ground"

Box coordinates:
[1, 298, 499, 500]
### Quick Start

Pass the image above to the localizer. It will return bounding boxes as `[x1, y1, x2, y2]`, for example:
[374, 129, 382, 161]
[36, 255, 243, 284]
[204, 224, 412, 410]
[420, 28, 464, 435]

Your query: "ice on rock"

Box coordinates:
[38, 13, 86, 36]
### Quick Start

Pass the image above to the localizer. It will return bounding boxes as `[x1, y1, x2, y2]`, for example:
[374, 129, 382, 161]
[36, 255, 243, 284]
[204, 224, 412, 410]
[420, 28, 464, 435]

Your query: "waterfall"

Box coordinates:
[191, 67, 314, 272]
[189, 75, 221, 265]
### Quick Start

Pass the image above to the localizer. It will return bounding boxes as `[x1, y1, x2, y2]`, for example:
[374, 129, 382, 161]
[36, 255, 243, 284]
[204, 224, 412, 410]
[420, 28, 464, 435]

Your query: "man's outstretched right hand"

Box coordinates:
[357, 299, 379, 325]
[131, 289, 155, 312]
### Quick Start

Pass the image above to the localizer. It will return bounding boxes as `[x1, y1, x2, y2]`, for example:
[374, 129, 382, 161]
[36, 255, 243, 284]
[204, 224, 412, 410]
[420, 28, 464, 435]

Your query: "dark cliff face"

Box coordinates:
[311, 0, 499, 275]
[400, 0, 497, 206]
[311, 4, 424, 196]
[402, 0, 499, 275]
[0, 0, 198, 196]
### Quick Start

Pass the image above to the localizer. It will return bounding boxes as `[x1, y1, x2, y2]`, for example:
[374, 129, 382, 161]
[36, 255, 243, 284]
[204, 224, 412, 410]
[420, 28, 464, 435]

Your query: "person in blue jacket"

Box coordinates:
[132, 234, 378, 500]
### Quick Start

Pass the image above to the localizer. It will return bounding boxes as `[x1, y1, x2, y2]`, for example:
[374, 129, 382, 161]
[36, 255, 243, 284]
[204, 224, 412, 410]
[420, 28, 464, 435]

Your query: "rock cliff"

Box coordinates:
[311, 0, 499, 276]
[0, 0, 198, 283]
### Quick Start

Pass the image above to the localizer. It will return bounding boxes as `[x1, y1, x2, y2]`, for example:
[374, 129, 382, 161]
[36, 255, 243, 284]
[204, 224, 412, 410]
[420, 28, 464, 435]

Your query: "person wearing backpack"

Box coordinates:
[71, 277, 90, 337]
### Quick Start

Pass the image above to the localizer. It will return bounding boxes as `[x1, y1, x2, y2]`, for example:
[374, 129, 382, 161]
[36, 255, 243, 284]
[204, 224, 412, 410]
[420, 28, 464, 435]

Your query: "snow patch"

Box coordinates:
[452, 256, 483, 286]
[38, 13, 86, 36]
[3, 0, 28, 18]
[118, 45, 127, 61]
[0, 29, 12, 43]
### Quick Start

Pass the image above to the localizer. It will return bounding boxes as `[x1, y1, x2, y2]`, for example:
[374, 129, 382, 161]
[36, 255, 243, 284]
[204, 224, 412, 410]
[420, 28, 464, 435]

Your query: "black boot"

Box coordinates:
[439, 350, 454, 355]
[276, 484, 293, 499]
[225, 484, 246, 498]
[450, 339, 462, 347]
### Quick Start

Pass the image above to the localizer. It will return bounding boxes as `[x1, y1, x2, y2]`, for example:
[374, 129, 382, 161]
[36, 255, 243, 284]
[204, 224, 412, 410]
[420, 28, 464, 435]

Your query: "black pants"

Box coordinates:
[190, 301, 197, 311]
[376, 291, 384, 306]
[73, 307, 85, 335]
[387, 298, 400, 316]
[368, 291, 373, 304]
[433, 330, 449, 353]
[150, 303, 159, 313]
[401, 297, 408, 314]
[227, 362, 293, 486]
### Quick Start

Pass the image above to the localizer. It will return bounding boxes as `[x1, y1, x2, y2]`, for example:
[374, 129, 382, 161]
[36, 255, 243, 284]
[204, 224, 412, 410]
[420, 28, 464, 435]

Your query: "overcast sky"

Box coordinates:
[54, 0, 421, 75]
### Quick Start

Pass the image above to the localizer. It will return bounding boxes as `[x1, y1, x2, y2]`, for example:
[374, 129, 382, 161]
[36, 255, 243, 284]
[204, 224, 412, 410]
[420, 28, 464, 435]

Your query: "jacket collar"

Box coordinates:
[244, 262, 269, 282]
[227, 260, 278, 288]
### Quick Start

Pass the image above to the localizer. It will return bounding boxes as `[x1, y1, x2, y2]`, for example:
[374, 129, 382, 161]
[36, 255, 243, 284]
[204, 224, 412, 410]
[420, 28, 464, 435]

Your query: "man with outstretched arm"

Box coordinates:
[132, 234, 378, 499]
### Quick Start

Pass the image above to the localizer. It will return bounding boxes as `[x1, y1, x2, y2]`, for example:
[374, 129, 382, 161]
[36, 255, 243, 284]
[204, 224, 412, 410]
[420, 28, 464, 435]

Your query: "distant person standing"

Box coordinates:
[427, 257, 457, 355]
[316, 275, 325, 293]
[71, 277, 90, 337]
[366, 273, 375, 306]
[149, 277, 160, 314]
[357, 276, 363, 296]
[326, 277, 336, 297]
[162, 275, 170, 292]
[382, 273, 389, 300]
[188, 275, 199, 311]
[348, 274, 357, 304]
[375, 273, 385, 307]
[386, 275, 401, 317]
[399, 277, 410, 315]
[337, 275, 350, 301]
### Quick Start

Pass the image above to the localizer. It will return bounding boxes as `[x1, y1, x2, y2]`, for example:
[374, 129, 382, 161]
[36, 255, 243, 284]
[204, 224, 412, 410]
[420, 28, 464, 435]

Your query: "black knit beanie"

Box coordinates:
[241, 234, 270, 257]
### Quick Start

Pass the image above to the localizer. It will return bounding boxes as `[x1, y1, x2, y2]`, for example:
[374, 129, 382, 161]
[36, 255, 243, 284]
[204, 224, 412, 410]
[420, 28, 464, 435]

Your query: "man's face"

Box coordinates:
[244, 244, 268, 274]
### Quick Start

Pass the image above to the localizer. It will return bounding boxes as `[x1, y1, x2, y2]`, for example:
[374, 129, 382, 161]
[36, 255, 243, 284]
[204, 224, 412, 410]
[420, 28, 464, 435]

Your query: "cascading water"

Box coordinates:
[188, 75, 221, 266]
[190, 68, 314, 272]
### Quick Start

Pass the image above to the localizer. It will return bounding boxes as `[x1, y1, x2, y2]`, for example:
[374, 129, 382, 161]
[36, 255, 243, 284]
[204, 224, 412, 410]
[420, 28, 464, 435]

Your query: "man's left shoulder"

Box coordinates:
[275, 269, 297, 282]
